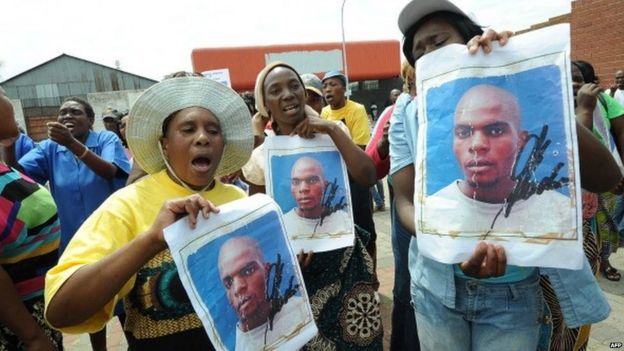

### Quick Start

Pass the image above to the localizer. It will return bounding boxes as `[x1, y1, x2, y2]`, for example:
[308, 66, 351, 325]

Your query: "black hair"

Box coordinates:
[402, 11, 483, 66]
[163, 71, 204, 79]
[572, 60, 599, 84]
[240, 91, 257, 115]
[62, 96, 95, 119]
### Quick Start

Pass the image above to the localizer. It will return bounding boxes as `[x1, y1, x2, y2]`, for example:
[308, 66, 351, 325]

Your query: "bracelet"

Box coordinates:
[78, 146, 89, 160]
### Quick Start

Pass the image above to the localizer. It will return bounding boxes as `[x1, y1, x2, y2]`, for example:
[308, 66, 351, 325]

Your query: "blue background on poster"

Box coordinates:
[425, 65, 571, 196]
[270, 151, 349, 213]
[186, 210, 301, 350]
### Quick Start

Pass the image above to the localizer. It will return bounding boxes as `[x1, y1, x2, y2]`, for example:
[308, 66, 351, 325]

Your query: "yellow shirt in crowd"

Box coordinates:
[321, 100, 370, 146]
[44, 170, 245, 335]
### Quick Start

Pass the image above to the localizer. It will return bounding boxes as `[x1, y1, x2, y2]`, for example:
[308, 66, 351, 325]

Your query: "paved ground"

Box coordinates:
[63, 187, 624, 350]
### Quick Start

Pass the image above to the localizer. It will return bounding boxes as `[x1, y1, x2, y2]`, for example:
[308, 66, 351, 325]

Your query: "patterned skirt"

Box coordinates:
[596, 192, 620, 254]
[538, 219, 598, 351]
[301, 225, 383, 350]
[0, 297, 63, 351]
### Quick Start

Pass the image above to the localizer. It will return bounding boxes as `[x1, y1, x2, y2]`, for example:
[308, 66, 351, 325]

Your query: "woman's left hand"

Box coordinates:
[467, 29, 514, 55]
[291, 107, 332, 138]
[297, 249, 314, 270]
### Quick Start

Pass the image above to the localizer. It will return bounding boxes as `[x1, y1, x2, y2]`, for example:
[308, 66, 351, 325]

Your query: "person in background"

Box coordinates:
[0, 85, 62, 351]
[385, 89, 402, 108]
[300, 73, 325, 114]
[102, 107, 122, 138]
[321, 71, 378, 270]
[572, 60, 624, 284]
[321, 71, 370, 149]
[607, 69, 624, 106]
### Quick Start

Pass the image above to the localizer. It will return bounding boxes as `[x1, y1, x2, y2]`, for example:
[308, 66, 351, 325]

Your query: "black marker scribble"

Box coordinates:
[316, 177, 347, 230]
[265, 254, 299, 331]
[489, 124, 569, 230]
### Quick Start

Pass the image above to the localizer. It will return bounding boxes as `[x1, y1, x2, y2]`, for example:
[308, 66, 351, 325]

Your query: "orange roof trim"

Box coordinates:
[191, 40, 401, 91]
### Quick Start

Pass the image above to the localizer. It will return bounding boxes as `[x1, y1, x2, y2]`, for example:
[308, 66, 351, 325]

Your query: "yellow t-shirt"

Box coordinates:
[44, 170, 245, 336]
[321, 99, 370, 146]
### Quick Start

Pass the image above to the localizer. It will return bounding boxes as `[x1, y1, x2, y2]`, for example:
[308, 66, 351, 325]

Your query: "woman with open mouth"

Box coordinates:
[242, 61, 382, 350]
[43, 75, 253, 351]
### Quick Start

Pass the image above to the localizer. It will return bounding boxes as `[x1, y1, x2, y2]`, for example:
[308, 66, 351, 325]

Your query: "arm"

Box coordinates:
[252, 112, 270, 148]
[0, 266, 55, 351]
[576, 121, 622, 193]
[47, 122, 118, 179]
[46, 195, 218, 328]
[292, 112, 376, 187]
[392, 165, 416, 234]
[365, 106, 393, 179]
[575, 83, 601, 130]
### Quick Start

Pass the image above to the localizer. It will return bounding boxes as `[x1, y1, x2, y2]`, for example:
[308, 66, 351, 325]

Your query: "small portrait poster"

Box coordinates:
[164, 194, 317, 351]
[264, 134, 355, 253]
[414, 24, 583, 269]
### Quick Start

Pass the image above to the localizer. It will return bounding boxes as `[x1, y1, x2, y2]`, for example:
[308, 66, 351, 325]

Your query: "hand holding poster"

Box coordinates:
[414, 24, 583, 269]
[164, 194, 317, 351]
[263, 134, 355, 253]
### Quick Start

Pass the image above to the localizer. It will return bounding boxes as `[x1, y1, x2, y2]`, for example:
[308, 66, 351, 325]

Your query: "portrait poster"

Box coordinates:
[264, 134, 355, 253]
[414, 24, 583, 269]
[164, 194, 317, 351]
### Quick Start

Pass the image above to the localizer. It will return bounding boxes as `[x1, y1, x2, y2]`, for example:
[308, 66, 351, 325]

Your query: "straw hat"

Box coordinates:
[127, 77, 253, 177]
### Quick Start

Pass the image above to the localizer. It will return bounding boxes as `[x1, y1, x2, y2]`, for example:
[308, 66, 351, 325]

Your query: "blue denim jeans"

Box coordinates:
[412, 272, 543, 351]
[390, 201, 419, 350]
[370, 180, 385, 207]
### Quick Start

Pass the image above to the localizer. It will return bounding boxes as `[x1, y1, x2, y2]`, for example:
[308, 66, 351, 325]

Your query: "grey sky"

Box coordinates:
[0, 0, 571, 81]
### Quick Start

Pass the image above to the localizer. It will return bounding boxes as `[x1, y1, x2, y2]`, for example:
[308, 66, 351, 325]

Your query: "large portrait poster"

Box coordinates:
[164, 194, 317, 351]
[414, 24, 583, 269]
[264, 134, 355, 253]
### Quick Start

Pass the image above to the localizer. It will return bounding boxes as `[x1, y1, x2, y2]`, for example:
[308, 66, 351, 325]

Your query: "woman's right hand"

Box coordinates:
[148, 194, 220, 249]
[576, 83, 601, 113]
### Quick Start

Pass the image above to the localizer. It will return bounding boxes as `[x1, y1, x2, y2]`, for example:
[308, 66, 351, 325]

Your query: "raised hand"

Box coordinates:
[467, 29, 514, 55]
[46, 122, 76, 147]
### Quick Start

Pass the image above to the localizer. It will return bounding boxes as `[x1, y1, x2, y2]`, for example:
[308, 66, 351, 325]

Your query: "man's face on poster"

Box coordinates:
[453, 85, 526, 189]
[218, 238, 269, 330]
[290, 157, 326, 215]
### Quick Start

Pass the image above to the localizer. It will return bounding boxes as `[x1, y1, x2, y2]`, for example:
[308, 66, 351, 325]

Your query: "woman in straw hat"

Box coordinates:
[44, 75, 253, 351]
[242, 61, 382, 350]
[391, 0, 621, 350]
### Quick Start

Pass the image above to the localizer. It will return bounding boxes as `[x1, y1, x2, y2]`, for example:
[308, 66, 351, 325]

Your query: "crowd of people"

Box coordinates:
[1, 0, 623, 350]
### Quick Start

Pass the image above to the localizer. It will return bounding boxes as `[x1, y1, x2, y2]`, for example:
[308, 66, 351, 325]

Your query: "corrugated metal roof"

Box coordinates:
[0, 53, 157, 84]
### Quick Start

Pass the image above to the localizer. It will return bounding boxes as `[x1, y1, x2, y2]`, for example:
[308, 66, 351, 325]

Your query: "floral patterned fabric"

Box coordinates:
[302, 225, 383, 350]
[538, 219, 598, 351]
[0, 298, 62, 351]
